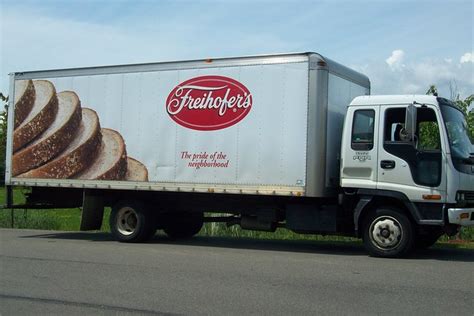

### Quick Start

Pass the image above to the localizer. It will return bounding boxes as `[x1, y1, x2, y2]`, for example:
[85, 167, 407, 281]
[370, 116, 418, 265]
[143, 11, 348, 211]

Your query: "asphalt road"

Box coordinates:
[0, 229, 473, 315]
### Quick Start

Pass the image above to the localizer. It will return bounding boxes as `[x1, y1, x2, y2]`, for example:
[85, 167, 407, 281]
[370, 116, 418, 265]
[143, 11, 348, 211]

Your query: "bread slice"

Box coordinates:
[13, 80, 58, 152]
[14, 80, 36, 129]
[125, 157, 149, 181]
[74, 128, 127, 180]
[12, 91, 82, 176]
[18, 108, 101, 179]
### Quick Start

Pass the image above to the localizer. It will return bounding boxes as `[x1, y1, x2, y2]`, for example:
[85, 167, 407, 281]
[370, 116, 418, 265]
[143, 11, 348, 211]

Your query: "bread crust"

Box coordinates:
[75, 128, 128, 181]
[13, 80, 58, 152]
[14, 80, 36, 129]
[125, 157, 149, 181]
[12, 91, 82, 176]
[18, 108, 102, 179]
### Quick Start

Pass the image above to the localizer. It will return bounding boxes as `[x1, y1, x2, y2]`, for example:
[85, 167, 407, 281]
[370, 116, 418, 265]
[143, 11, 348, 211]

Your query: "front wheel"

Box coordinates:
[110, 201, 156, 242]
[362, 207, 414, 258]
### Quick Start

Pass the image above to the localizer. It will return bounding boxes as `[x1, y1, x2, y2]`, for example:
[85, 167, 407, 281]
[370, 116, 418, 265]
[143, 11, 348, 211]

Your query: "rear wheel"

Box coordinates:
[163, 212, 204, 239]
[362, 207, 414, 258]
[110, 201, 156, 242]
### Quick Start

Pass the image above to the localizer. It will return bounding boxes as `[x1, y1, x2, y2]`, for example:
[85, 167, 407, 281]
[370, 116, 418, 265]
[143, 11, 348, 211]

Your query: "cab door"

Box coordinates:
[340, 106, 379, 189]
[377, 104, 447, 202]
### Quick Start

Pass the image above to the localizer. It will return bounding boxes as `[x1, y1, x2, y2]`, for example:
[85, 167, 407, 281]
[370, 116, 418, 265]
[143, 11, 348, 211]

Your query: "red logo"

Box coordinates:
[166, 75, 252, 131]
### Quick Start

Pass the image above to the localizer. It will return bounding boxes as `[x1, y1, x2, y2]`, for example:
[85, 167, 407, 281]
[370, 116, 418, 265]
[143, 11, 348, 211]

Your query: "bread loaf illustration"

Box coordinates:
[18, 108, 102, 179]
[12, 80, 148, 181]
[13, 80, 58, 152]
[12, 91, 82, 176]
[125, 157, 149, 181]
[75, 128, 127, 180]
[14, 80, 36, 128]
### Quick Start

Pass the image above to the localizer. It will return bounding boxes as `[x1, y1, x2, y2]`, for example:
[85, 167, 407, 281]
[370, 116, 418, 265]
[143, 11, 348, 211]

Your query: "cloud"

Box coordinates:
[385, 49, 405, 70]
[353, 50, 473, 99]
[460, 52, 474, 64]
[0, 4, 298, 94]
[1, 4, 472, 103]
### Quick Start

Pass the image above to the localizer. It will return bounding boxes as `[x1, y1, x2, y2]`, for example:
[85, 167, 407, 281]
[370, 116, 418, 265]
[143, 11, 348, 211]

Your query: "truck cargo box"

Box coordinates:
[6, 52, 369, 197]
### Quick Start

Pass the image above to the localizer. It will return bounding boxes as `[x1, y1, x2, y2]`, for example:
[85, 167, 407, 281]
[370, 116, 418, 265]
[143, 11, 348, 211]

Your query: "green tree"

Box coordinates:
[420, 85, 441, 149]
[449, 81, 474, 136]
[453, 94, 474, 139]
[426, 85, 438, 96]
[425, 85, 474, 141]
[0, 92, 8, 184]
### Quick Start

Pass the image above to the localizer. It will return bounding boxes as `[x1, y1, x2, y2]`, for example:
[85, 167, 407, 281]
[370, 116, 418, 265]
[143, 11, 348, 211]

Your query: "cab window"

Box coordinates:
[351, 110, 375, 150]
[383, 106, 441, 187]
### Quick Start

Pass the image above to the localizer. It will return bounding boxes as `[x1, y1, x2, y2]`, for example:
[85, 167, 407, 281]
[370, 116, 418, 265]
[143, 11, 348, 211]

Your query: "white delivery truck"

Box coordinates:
[4, 52, 473, 257]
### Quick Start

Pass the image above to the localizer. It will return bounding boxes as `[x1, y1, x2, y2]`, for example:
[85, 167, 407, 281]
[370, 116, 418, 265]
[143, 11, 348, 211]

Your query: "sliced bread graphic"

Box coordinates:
[14, 80, 36, 129]
[13, 80, 58, 152]
[18, 108, 101, 179]
[12, 91, 82, 176]
[75, 128, 127, 180]
[125, 157, 149, 181]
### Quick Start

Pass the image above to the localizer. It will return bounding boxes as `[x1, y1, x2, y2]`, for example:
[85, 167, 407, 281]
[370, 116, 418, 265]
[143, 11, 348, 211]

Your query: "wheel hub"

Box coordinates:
[117, 207, 138, 236]
[370, 217, 402, 250]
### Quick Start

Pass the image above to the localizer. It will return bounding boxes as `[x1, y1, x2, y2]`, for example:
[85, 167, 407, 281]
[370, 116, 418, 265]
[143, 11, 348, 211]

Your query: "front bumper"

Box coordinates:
[447, 208, 474, 226]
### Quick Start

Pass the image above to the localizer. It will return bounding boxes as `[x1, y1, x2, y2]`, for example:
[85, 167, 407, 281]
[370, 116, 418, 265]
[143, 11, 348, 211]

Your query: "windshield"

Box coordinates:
[440, 102, 473, 161]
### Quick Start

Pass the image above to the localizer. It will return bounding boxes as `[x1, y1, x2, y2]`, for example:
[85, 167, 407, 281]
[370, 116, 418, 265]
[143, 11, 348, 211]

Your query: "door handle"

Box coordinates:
[381, 160, 395, 169]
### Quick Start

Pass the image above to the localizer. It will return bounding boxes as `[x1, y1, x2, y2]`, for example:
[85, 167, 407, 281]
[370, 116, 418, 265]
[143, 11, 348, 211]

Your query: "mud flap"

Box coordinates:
[80, 190, 104, 231]
[6, 186, 13, 208]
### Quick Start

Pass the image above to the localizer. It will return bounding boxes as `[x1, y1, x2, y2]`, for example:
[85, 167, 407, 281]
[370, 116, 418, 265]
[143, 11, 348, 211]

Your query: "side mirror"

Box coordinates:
[403, 104, 417, 143]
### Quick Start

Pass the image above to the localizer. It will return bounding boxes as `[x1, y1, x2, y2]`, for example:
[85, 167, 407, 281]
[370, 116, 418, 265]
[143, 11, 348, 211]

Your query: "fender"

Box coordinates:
[353, 189, 444, 237]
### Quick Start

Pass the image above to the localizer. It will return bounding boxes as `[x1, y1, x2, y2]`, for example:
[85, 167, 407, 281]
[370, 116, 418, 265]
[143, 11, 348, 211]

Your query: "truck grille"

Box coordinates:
[465, 192, 474, 201]
[459, 191, 474, 202]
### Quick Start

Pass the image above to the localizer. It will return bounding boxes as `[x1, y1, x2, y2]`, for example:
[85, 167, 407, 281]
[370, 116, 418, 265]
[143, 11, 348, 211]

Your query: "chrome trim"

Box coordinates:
[305, 62, 328, 197]
[447, 207, 474, 226]
[4, 74, 16, 185]
[12, 53, 311, 79]
[10, 178, 305, 196]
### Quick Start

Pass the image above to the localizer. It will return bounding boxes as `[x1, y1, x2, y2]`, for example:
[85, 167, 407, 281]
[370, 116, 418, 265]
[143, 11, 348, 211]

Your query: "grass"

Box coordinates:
[1, 187, 473, 249]
[199, 221, 360, 242]
[0, 186, 103, 231]
[0, 207, 112, 232]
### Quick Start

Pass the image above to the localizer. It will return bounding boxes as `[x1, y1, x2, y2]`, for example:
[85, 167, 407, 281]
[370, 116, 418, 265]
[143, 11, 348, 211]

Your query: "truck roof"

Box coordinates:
[11, 52, 370, 89]
[350, 95, 438, 106]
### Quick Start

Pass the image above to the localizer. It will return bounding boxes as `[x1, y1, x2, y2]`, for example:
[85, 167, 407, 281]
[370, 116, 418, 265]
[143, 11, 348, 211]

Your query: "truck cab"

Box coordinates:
[341, 95, 474, 256]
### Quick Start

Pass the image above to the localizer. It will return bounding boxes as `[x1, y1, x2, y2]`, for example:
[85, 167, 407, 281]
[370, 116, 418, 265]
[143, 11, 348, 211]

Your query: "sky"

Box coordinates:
[0, 0, 473, 100]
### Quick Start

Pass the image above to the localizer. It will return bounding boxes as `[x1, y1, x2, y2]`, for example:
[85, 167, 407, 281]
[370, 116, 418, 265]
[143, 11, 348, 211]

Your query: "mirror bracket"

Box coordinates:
[404, 103, 417, 144]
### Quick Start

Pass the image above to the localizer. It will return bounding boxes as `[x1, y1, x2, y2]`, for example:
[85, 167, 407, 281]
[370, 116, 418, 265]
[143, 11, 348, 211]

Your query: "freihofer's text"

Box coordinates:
[167, 85, 252, 117]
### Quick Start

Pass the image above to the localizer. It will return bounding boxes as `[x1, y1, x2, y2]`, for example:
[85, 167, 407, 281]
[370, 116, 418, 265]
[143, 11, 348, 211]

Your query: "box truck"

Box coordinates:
[4, 52, 473, 257]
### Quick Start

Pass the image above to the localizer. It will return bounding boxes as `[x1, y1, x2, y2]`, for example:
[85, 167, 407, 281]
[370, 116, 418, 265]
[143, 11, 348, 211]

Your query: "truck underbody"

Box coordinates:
[5, 185, 465, 258]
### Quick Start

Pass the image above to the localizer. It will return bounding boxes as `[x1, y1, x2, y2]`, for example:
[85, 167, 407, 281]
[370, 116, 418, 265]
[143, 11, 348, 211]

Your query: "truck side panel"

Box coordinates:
[8, 60, 309, 195]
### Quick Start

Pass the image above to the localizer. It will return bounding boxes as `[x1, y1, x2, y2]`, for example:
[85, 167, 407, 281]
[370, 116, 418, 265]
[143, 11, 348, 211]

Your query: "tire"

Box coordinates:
[110, 200, 156, 242]
[163, 212, 203, 239]
[362, 207, 414, 258]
